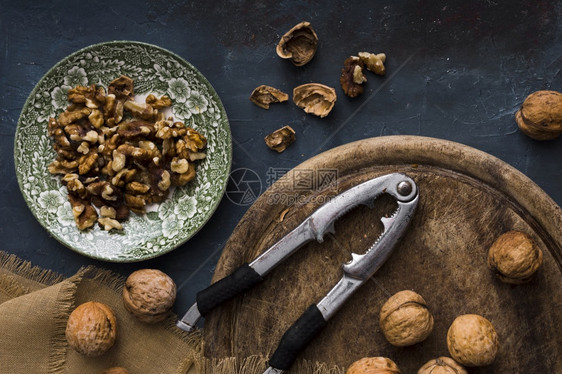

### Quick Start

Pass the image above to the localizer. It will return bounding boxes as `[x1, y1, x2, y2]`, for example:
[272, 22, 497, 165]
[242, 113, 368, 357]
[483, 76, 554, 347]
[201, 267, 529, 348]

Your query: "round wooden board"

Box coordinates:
[203, 136, 562, 373]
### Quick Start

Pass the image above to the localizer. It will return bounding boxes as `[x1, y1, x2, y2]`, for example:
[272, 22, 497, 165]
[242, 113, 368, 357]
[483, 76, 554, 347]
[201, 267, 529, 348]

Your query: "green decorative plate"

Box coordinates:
[14, 41, 232, 262]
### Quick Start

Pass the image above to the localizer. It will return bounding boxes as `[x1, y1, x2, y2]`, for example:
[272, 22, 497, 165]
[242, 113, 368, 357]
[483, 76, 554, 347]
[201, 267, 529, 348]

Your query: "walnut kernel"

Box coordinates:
[447, 314, 499, 367]
[417, 357, 467, 374]
[358, 52, 386, 75]
[487, 230, 543, 284]
[65, 301, 117, 357]
[379, 290, 434, 347]
[340, 56, 367, 98]
[123, 269, 177, 323]
[346, 357, 400, 374]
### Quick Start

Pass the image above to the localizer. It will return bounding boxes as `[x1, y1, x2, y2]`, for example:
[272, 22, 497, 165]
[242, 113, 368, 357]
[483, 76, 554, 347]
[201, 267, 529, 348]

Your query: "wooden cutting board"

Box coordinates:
[203, 136, 562, 373]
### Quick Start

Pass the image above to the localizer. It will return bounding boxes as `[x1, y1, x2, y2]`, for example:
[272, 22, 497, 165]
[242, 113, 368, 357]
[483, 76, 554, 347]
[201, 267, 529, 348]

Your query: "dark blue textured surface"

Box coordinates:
[1, 0, 561, 315]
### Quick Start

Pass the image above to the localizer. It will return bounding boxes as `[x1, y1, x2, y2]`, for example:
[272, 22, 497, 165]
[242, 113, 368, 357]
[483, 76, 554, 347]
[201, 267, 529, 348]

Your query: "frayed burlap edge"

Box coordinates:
[0, 251, 65, 287]
[47, 274, 81, 373]
[192, 354, 345, 374]
[0, 251, 80, 374]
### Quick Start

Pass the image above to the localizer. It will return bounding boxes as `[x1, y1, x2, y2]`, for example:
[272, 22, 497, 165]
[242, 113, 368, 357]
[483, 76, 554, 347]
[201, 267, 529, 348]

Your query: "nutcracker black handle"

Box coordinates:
[267, 304, 328, 371]
[196, 263, 264, 316]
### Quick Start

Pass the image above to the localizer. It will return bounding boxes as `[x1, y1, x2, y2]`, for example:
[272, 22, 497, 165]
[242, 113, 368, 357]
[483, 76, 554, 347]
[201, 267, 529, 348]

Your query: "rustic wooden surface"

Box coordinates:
[204, 136, 562, 373]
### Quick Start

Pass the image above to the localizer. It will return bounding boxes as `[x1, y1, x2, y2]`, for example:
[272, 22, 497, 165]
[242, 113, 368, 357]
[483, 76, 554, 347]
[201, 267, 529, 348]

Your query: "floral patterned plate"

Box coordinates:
[14, 41, 232, 262]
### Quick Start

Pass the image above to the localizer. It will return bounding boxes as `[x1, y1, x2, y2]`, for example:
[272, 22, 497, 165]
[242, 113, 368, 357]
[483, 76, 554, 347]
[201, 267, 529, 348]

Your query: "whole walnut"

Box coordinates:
[65, 301, 117, 357]
[379, 290, 434, 346]
[346, 357, 400, 374]
[515, 90, 562, 140]
[417, 357, 467, 374]
[447, 314, 499, 367]
[99, 367, 130, 374]
[123, 269, 176, 323]
[487, 230, 543, 284]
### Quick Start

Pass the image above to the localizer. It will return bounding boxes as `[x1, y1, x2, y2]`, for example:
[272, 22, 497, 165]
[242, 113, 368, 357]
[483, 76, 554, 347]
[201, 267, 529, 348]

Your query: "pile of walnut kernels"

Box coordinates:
[47, 76, 207, 231]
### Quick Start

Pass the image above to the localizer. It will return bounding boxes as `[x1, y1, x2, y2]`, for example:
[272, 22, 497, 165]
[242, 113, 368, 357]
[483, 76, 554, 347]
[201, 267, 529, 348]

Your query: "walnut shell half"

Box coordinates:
[516, 90, 562, 140]
[65, 301, 117, 357]
[379, 290, 434, 347]
[276, 21, 318, 66]
[346, 357, 400, 374]
[293, 83, 337, 118]
[123, 269, 176, 323]
[487, 230, 543, 284]
[417, 357, 467, 374]
[447, 314, 499, 367]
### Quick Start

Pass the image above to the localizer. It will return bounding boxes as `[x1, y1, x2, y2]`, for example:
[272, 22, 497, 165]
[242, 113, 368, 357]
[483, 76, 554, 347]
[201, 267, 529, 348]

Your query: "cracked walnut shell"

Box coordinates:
[417, 357, 467, 374]
[516, 90, 562, 140]
[265, 125, 296, 152]
[379, 290, 434, 347]
[65, 301, 117, 357]
[487, 230, 543, 284]
[346, 357, 400, 374]
[123, 269, 176, 323]
[276, 21, 318, 66]
[293, 83, 337, 118]
[250, 85, 289, 109]
[447, 314, 499, 367]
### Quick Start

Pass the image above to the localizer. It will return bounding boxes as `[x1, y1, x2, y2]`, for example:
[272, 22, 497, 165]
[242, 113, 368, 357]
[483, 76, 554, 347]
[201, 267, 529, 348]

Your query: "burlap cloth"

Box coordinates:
[0, 251, 344, 374]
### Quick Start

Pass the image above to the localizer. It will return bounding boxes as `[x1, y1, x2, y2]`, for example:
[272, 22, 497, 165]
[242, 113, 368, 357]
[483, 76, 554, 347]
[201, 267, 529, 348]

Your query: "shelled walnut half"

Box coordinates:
[47, 76, 207, 231]
[340, 56, 367, 98]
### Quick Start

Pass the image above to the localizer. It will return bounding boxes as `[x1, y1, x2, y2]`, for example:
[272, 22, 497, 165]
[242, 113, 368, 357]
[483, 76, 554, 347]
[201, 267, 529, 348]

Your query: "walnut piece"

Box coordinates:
[340, 56, 367, 98]
[123, 269, 177, 323]
[250, 85, 289, 109]
[447, 314, 499, 367]
[487, 230, 543, 284]
[68, 194, 98, 230]
[276, 21, 318, 66]
[293, 83, 337, 118]
[265, 125, 296, 152]
[358, 52, 386, 75]
[99, 368, 130, 374]
[379, 290, 434, 347]
[417, 357, 467, 374]
[515, 90, 562, 140]
[346, 357, 400, 374]
[108, 75, 134, 99]
[65, 301, 117, 357]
